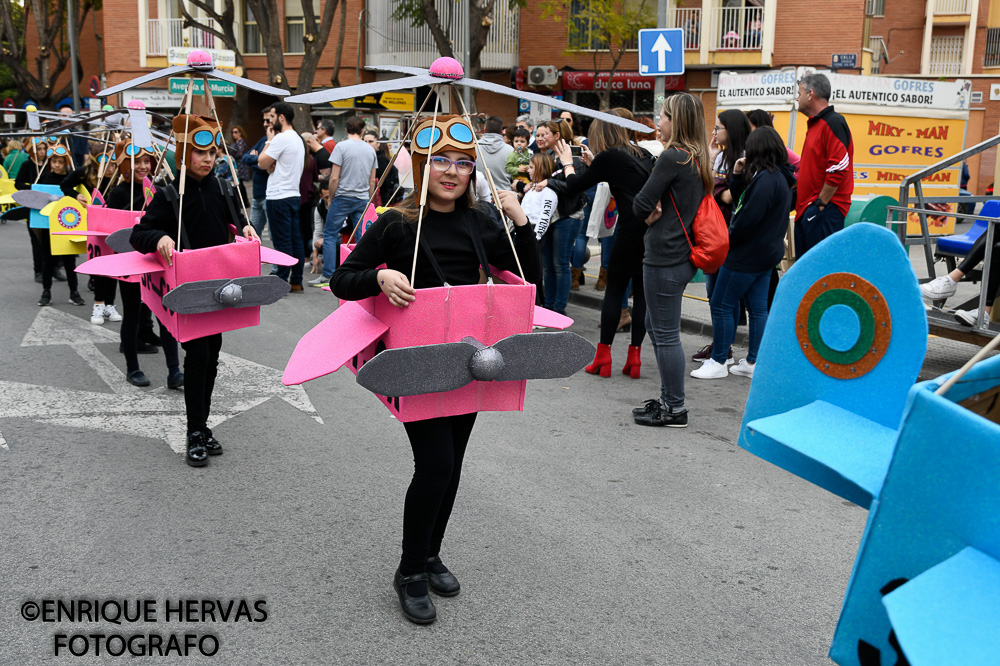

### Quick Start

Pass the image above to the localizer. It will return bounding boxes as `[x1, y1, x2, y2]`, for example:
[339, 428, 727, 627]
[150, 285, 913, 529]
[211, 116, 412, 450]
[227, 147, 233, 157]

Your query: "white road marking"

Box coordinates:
[1, 308, 323, 454]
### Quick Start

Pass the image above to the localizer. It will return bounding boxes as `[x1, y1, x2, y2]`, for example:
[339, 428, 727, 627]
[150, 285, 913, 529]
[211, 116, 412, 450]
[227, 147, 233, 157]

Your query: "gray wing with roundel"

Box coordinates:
[285, 74, 441, 104]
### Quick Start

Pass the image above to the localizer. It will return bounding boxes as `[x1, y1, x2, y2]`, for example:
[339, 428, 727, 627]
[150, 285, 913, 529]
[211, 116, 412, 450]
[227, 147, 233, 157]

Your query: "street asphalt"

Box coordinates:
[0, 218, 988, 665]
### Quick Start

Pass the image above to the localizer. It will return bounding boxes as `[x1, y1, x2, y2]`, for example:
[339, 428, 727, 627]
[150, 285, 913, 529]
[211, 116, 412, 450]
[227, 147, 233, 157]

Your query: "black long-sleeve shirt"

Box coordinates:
[130, 173, 247, 253]
[724, 165, 795, 273]
[633, 148, 706, 268]
[106, 180, 148, 212]
[554, 146, 653, 230]
[331, 205, 541, 299]
[539, 152, 587, 219]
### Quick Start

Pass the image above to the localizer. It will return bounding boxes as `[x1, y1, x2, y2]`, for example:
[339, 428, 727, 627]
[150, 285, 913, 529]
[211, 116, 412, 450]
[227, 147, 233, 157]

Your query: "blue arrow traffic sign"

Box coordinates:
[638, 28, 685, 77]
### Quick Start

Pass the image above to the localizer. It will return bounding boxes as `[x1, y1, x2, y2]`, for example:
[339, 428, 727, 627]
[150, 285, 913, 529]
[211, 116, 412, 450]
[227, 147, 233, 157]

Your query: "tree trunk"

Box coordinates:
[329, 0, 347, 87]
[246, 0, 289, 91]
[420, 0, 456, 59]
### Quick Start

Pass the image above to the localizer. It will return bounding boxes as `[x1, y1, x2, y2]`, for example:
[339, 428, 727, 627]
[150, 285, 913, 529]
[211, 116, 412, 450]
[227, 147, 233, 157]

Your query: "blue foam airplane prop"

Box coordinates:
[738, 223, 1000, 665]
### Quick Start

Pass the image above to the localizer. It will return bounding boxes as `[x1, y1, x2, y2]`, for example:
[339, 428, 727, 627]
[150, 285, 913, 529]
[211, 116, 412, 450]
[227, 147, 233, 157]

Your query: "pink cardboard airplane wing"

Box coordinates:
[79, 206, 144, 282]
[232, 234, 297, 266]
[76, 251, 166, 278]
[283, 301, 390, 385]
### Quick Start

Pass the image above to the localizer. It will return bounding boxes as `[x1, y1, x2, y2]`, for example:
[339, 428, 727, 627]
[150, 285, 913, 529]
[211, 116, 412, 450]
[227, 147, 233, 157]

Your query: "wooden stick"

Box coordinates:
[935, 331, 1000, 397]
[410, 88, 442, 287]
[176, 79, 194, 250]
[454, 91, 525, 284]
[203, 75, 249, 223]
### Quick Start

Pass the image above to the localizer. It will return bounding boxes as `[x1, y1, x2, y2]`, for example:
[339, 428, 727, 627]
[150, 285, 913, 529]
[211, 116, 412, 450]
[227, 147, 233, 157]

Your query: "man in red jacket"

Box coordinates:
[794, 72, 853, 257]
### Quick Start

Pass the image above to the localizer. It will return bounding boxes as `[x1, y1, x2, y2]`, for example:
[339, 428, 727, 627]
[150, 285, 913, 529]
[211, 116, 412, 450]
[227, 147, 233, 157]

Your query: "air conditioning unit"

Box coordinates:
[527, 66, 558, 88]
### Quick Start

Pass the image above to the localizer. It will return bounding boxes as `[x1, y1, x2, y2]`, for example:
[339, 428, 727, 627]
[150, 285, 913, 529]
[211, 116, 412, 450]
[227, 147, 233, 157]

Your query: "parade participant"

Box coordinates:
[106, 139, 182, 388]
[330, 115, 540, 625]
[34, 144, 85, 307]
[13, 137, 49, 283]
[130, 114, 259, 467]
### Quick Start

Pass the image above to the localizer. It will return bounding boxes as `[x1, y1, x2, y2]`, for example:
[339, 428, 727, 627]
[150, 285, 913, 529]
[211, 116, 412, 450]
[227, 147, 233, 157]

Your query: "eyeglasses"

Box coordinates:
[713, 126, 725, 133]
[428, 156, 475, 175]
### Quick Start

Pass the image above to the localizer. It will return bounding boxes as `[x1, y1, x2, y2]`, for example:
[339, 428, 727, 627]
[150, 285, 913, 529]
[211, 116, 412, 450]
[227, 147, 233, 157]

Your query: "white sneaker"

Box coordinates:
[690, 358, 729, 379]
[920, 276, 957, 303]
[90, 303, 105, 325]
[729, 358, 755, 378]
[103, 304, 122, 322]
[954, 309, 979, 326]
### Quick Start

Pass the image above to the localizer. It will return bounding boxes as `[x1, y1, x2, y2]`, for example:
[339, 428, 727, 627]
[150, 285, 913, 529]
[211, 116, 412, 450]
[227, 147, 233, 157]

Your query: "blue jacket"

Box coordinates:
[725, 164, 796, 274]
[241, 136, 269, 199]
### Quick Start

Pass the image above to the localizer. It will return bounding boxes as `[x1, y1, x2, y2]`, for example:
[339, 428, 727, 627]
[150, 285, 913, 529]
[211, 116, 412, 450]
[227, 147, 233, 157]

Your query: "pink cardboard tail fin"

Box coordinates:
[142, 177, 155, 207]
[357, 204, 378, 240]
[91, 188, 105, 207]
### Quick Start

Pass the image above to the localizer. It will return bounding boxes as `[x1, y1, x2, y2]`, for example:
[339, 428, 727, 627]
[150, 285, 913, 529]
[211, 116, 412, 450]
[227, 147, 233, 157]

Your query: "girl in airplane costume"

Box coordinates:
[331, 115, 540, 625]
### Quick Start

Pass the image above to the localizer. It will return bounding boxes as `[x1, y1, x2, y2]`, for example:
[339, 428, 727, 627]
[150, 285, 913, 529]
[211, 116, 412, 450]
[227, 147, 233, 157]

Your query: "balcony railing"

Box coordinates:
[366, 0, 518, 70]
[668, 8, 702, 51]
[929, 35, 964, 75]
[146, 18, 217, 56]
[935, 0, 971, 14]
[711, 5, 764, 51]
[985, 28, 1000, 67]
[865, 0, 885, 16]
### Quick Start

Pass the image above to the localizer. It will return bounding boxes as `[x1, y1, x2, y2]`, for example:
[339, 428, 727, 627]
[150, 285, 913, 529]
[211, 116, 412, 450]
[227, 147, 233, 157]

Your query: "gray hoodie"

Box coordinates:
[476, 133, 514, 191]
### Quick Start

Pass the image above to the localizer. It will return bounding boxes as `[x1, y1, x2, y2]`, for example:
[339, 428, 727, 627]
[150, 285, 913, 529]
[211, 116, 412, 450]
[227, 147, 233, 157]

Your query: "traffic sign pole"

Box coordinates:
[654, 0, 668, 115]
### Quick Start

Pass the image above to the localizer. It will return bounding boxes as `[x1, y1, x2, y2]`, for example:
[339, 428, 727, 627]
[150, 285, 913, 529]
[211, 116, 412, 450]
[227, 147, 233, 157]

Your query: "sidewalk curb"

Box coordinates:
[567, 286, 750, 348]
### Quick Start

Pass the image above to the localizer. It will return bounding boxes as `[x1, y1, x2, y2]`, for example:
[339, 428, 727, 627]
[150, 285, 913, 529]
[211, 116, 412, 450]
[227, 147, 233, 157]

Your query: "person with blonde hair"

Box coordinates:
[631, 93, 713, 428]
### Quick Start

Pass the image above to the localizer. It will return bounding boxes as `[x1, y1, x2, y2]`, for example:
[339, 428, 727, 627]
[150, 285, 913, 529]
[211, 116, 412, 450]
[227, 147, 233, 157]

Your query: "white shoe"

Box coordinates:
[90, 304, 105, 325]
[920, 276, 957, 303]
[954, 309, 979, 326]
[729, 358, 755, 378]
[103, 304, 122, 322]
[690, 358, 729, 379]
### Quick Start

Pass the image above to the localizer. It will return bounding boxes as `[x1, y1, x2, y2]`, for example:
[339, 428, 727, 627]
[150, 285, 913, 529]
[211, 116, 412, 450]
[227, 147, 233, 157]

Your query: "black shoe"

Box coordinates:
[126, 370, 150, 387]
[203, 428, 223, 456]
[426, 556, 460, 597]
[393, 569, 436, 624]
[167, 370, 184, 390]
[139, 331, 162, 346]
[634, 401, 688, 428]
[186, 431, 209, 467]
[53, 268, 67, 282]
[631, 399, 661, 417]
[34, 272, 42, 284]
[38, 290, 51, 306]
[69, 291, 85, 306]
[87, 277, 95, 293]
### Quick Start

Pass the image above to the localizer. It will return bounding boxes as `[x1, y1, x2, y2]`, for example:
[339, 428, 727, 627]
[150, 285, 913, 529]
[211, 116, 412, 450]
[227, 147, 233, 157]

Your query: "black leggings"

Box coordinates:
[181, 333, 223, 434]
[29, 223, 44, 273]
[94, 276, 117, 304]
[399, 413, 477, 575]
[119, 281, 179, 375]
[600, 220, 646, 347]
[34, 229, 78, 292]
[957, 231, 1000, 306]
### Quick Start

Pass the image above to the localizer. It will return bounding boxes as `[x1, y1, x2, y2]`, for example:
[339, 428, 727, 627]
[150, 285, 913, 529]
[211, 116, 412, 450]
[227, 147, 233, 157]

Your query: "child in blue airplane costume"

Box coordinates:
[739, 223, 1000, 666]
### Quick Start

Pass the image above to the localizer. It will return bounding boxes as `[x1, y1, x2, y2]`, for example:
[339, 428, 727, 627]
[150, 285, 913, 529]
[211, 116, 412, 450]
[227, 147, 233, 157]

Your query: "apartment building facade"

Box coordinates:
[22, 0, 1000, 190]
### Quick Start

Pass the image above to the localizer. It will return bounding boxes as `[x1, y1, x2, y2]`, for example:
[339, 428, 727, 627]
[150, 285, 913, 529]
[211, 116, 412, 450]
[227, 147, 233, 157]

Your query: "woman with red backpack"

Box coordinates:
[630, 93, 713, 428]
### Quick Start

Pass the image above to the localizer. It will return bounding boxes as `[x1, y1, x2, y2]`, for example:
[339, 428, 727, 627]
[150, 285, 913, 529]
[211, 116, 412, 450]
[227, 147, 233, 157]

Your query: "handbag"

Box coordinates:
[668, 189, 729, 274]
[586, 182, 617, 239]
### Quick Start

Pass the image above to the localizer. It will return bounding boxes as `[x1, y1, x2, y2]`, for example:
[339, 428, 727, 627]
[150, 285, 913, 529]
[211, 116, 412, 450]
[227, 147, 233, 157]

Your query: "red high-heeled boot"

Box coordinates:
[585, 343, 613, 378]
[622, 345, 641, 379]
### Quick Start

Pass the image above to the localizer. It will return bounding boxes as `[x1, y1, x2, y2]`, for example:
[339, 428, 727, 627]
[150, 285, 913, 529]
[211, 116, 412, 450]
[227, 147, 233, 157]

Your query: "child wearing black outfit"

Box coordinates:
[129, 114, 259, 466]
[331, 115, 540, 625]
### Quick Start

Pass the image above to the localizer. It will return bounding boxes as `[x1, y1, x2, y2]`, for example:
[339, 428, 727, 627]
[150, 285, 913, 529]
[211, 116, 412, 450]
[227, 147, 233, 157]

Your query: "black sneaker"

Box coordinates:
[634, 402, 688, 428]
[69, 291, 85, 306]
[53, 268, 67, 282]
[34, 272, 43, 284]
[126, 370, 150, 387]
[632, 399, 661, 417]
[139, 331, 162, 346]
[167, 370, 184, 390]
[38, 290, 51, 306]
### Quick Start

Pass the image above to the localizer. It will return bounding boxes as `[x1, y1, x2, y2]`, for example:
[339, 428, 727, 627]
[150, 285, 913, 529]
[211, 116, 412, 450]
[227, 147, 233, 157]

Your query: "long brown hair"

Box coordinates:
[541, 119, 577, 145]
[529, 151, 555, 183]
[587, 110, 644, 159]
[664, 94, 712, 193]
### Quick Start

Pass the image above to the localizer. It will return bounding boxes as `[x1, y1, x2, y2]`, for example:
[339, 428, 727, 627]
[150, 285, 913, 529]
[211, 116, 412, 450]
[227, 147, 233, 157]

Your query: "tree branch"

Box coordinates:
[418, 0, 455, 59]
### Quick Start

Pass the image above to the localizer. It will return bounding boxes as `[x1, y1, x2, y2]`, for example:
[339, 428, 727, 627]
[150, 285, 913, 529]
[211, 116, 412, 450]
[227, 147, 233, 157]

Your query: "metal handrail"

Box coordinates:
[885, 206, 998, 332]
[897, 133, 1000, 278]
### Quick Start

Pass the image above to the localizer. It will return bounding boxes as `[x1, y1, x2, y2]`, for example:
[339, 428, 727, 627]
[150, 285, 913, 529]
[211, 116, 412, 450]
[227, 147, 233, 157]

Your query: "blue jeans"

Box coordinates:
[644, 261, 697, 412]
[266, 197, 304, 285]
[710, 266, 770, 365]
[540, 217, 578, 315]
[250, 197, 268, 238]
[704, 270, 740, 334]
[323, 196, 368, 279]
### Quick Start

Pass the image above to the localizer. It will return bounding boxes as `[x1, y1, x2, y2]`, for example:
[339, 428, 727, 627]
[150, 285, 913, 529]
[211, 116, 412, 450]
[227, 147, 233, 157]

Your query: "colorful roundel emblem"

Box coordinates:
[795, 272, 891, 379]
[55, 205, 82, 230]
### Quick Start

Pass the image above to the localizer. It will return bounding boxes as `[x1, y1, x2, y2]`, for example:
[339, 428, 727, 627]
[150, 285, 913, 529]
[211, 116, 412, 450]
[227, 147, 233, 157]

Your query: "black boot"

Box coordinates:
[426, 556, 461, 597]
[167, 370, 184, 390]
[393, 569, 436, 624]
[203, 428, 223, 456]
[38, 290, 51, 306]
[186, 431, 209, 467]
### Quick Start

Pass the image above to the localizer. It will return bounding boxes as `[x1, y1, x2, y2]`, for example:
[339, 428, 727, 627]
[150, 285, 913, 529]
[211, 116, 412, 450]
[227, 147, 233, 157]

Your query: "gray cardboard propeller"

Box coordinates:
[356, 331, 595, 397]
[99, 50, 290, 98]
[286, 58, 653, 135]
[161, 276, 291, 314]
